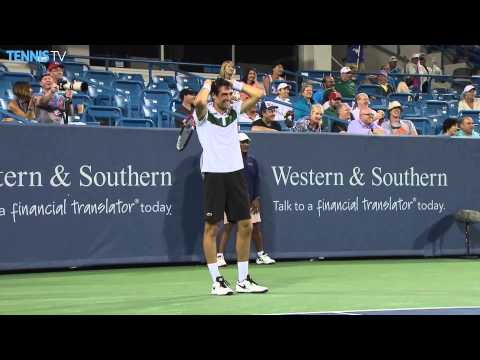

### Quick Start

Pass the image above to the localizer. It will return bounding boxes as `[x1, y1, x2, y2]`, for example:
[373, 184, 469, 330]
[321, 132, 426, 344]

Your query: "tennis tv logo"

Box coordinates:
[6, 50, 67, 63]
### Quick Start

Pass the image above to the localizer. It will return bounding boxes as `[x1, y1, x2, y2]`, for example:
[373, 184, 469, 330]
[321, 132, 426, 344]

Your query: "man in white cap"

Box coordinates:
[273, 82, 293, 121]
[405, 53, 428, 92]
[217, 132, 276, 267]
[388, 56, 401, 74]
[388, 56, 401, 88]
[336, 66, 356, 98]
[381, 101, 418, 136]
[458, 85, 480, 111]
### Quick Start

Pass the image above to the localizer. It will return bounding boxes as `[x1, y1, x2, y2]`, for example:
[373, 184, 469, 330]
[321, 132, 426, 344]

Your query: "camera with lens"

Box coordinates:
[58, 79, 89, 92]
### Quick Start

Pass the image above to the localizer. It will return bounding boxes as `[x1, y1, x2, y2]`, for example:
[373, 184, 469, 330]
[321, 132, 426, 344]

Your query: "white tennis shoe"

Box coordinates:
[211, 276, 234, 296]
[236, 274, 268, 294]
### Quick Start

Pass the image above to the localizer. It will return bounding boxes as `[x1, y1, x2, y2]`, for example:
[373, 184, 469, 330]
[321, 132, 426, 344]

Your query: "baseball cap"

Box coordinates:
[388, 101, 403, 111]
[238, 132, 251, 143]
[277, 83, 291, 91]
[179, 87, 197, 101]
[377, 70, 388, 77]
[389, 56, 398, 62]
[47, 62, 64, 71]
[411, 53, 421, 59]
[260, 101, 278, 113]
[340, 66, 352, 74]
[463, 85, 476, 93]
[328, 91, 342, 101]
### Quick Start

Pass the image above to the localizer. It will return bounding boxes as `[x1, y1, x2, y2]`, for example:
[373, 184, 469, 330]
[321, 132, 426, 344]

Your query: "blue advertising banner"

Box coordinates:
[0, 125, 479, 271]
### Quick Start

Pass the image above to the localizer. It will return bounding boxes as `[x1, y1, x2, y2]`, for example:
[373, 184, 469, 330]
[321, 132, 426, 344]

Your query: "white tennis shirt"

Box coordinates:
[194, 101, 244, 173]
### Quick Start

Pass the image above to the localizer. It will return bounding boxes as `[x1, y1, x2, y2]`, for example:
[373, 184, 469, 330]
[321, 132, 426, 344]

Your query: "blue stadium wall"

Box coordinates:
[0, 125, 479, 271]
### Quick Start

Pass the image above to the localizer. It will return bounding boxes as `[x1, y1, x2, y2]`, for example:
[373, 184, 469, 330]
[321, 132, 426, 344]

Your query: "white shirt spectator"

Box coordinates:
[351, 107, 377, 121]
[273, 96, 292, 121]
[458, 98, 480, 111]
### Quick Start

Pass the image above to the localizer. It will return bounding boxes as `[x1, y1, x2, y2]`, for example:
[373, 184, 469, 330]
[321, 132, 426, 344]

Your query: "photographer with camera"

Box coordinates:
[33, 73, 73, 124]
[47, 62, 88, 121]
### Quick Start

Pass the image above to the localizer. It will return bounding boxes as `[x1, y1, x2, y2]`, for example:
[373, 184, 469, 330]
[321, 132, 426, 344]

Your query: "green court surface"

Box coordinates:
[1, 258, 480, 315]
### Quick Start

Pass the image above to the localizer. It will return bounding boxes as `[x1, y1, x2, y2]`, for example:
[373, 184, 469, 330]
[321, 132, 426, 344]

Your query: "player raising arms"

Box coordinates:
[193, 76, 268, 295]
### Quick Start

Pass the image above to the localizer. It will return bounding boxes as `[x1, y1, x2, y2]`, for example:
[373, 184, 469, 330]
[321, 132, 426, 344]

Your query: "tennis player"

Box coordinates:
[193, 77, 268, 295]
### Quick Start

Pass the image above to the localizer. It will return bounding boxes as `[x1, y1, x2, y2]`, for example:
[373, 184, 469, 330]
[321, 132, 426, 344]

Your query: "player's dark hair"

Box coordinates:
[211, 78, 232, 96]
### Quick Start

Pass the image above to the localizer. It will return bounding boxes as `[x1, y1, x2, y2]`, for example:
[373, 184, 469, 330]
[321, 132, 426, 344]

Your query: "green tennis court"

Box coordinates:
[1, 258, 480, 315]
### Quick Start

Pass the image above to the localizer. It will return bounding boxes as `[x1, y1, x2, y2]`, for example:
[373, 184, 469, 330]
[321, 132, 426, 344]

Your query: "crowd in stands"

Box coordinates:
[1, 51, 480, 138]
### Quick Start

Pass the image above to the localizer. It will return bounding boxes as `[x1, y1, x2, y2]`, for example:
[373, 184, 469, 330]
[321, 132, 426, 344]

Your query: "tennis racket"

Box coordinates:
[176, 114, 195, 151]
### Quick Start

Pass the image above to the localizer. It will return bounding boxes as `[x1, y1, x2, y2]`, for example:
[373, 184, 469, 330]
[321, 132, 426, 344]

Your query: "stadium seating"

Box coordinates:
[81, 106, 122, 125]
[149, 75, 177, 91]
[181, 77, 202, 92]
[459, 110, 480, 124]
[239, 122, 252, 132]
[422, 100, 449, 118]
[0, 82, 14, 99]
[2, 51, 480, 133]
[63, 61, 90, 81]
[0, 72, 36, 87]
[83, 70, 116, 89]
[112, 80, 144, 117]
[388, 93, 415, 105]
[117, 73, 146, 85]
[0, 98, 8, 110]
[405, 117, 435, 135]
[115, 117, 155, 128]
[356, 84, 385, 98]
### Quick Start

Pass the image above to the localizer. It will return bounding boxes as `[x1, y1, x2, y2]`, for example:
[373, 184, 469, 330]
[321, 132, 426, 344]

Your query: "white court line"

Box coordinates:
[261, 305, 480, 315]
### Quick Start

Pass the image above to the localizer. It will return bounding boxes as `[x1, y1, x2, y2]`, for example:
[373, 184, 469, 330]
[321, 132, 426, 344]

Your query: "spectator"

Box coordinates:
[7, 81, 36, 120]
[239, 68, 264, 113]
[263, 63, 285, 96]
[273, 83, 293, 121]
[456, 116, 480, 137]
[377, 70, 395, 96]
[418, 54, 432, 93]
[338, 103, 353, 121]
[323, 91, 343, 117]
[335, 67, 356, 99]
[396, 81, 411, 93]
[251, 101, 282, 132]
[388, 56, 402, 74]
[219, 60, 240, 102]
[332, 103, 354, 133]
[293, 83, 314, 120]
[351, 93, 384, 122]
[441, 118, 458, 137]
[381, 101, 418, 136]
[405, 53, 428, 93]
[238, 105, 261, 124]
[387, 56, 401, 89]
[347, 108, 385, 135]
[240, 67, 260, 87]
[48, 61, 84, 116]
[293, 104, 323, 133]
[321, 75, 336, 104]
[458, 85, 480, 111]
[34, 73, 73, 124]
[219, 60, 235, 81]
[175, 88, 197, 127]
[217, 132, 276, 267]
